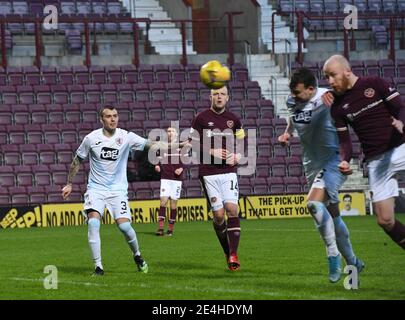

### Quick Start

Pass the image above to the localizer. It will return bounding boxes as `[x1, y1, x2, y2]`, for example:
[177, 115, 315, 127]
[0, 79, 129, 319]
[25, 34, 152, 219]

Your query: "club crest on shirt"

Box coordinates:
[364, 88, 375, 98]
[227, 120, 234, 129]
[115, 137, 123, 146]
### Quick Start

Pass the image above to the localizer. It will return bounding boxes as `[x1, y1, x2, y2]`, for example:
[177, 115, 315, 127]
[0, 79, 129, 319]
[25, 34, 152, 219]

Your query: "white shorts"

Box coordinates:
[83, 190, 131, 221]
[160, 179, 182, 200]
[367, 143, 405, 203]
[306, 154, 347, 204]
[202, 172, 239, 211]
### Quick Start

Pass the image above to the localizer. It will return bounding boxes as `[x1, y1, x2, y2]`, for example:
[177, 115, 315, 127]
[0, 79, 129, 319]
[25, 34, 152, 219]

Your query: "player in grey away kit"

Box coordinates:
[278, 68, 363, 283]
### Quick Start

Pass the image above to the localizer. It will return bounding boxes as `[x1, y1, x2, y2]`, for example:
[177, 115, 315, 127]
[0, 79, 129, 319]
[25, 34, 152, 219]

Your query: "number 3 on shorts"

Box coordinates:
[120, 201, 127, 215]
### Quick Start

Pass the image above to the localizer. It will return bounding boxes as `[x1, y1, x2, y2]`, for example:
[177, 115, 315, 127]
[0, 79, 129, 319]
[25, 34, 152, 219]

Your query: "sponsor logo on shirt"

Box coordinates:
[342, 103, 350, 110]
[205, 130, 233, 138]
[346, 99, 383, 121]
[364, 88, 375, 98]
[95, 141, 102, 145]
[292, 110, 312, 124]
[208, 122, 214, 127]
[100, 147, 119, 161]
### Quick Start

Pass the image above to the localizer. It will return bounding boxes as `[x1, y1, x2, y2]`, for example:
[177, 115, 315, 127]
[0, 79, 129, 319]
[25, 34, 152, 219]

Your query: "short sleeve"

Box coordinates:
[372, 76, 400, 102]
[128, 132, 147, 151]
[76, 135, 91, 160]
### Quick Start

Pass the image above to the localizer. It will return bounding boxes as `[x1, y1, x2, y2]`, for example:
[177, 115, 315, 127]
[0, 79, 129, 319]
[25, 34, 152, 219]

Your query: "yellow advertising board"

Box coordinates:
[0, 191, 366, 229]
[245, 194, 310, 219]
[0, 206, 42, 229]
[245, 191, 366, 220]
[39, 198, 210, 228]
[338, 192, 366, 216]
[132, 198, 209, 224]
[41, 203, 112, 227]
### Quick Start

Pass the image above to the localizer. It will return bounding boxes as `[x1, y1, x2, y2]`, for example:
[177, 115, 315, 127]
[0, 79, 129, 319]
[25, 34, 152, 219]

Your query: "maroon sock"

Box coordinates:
[213, 221, 230, 256]
[158, 206, 166, 229]
[383, 219, 405, 249]
[168, 209, 177, 231]
[227, 217, 241, 255]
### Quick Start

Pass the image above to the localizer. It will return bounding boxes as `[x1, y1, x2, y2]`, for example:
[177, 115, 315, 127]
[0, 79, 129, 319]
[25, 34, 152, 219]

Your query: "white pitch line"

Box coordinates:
[9, 277, 347, 300]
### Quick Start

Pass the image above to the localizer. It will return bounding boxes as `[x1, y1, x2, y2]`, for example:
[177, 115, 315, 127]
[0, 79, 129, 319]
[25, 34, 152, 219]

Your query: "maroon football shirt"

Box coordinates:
[331, 76, 405, 160]
[190, 108, 242, 177]
[157, 148, 186, 181]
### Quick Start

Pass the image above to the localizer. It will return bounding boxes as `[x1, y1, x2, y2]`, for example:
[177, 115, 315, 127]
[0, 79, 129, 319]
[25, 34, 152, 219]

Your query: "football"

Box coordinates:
[200, 60, 231, 89]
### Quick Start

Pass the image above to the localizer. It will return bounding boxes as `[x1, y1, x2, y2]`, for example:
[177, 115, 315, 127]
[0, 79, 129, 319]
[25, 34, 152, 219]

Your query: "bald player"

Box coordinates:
[323, 54, 405, 251]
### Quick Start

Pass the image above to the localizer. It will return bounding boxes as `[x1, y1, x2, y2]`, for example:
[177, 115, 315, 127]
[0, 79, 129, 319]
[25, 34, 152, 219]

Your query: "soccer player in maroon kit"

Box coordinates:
[189, 85, 245, 271]
[155, 127, 185, 236]
[323, 55, 405, 251]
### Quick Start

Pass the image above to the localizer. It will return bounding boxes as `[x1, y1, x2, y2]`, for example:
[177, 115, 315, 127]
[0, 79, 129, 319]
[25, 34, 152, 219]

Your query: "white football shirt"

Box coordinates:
[286, 87, 339, 171]
[76, 128, 147, 192]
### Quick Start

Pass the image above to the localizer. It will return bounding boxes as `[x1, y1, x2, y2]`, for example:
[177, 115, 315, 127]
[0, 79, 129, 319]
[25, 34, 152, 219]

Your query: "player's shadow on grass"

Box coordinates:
[135, 231, 163, 236]
[58, 265, 93, 275]
[153, 260, 219, 272]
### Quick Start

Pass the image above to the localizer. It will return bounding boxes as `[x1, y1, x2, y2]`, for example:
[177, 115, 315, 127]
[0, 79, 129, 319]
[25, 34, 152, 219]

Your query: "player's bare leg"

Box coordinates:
[307, 188, 341, 282]
[374, 198, 405, 249]
[328, 203, 364, 273]
[212, 207, 230, 266]
[156, 197, 169, 236]
[224, 202, 241, 271]
[167, 199, 178, 236]
[87, 211, 104, 276]
[116, 217, 148, 273]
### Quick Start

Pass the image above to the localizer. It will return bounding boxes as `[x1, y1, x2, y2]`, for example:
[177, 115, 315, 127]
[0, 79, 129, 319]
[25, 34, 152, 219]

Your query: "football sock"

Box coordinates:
[118, 222, 141, 257]
[333, 216, 356, 265]
[158, 206, 166, 230]
[88, 218, 103, 269]
[227, 217, 241, 255]
[307, 201, 339, 257]
[213, 220, 230, 256]
[168, 209, 176, 232]
[383, 219, 405, 250]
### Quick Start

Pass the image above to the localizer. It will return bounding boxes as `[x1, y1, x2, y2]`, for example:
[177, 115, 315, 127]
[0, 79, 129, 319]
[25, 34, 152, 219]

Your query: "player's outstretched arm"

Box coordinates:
[145, 140, 182, 152]
[62, 155, 82, 199]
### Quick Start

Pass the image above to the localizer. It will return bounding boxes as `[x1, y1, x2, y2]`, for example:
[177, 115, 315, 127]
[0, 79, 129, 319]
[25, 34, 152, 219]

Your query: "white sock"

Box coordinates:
[118, 222, 141, 257]
[307, 201, 339, 257]
[88, 218, 103, 269]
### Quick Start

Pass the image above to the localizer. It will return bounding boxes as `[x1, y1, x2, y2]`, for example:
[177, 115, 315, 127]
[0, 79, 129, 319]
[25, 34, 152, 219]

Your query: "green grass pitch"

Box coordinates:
[1, 216, 405, 300]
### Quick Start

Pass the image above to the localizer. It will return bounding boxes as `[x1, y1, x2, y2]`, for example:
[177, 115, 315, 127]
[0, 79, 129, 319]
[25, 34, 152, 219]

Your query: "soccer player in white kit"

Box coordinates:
[278, 68, 363, 283]
[61, 106, 150, 275]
